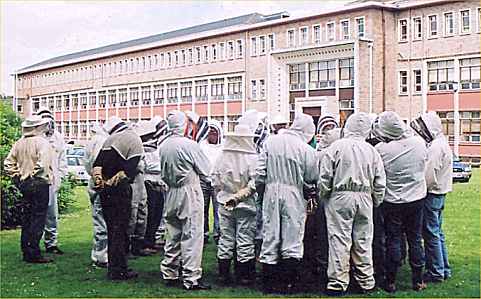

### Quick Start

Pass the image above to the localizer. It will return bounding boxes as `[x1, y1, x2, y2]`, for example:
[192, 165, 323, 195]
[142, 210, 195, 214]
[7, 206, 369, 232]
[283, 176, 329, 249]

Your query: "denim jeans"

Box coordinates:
[372, 205, 385, 284]
[144, 181, 165, 248]
[423, 193, 451, 280]
[200, 181, 219, 240]
[383, 199, 425, 285]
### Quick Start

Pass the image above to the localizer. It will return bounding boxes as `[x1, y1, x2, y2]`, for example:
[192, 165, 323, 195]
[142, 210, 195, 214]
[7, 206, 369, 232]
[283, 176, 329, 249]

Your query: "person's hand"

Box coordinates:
[106, 171, 128, 187]
[224, 198, 239, 211]
[92, 167, 104, 190]
[306, 198, 318, 215]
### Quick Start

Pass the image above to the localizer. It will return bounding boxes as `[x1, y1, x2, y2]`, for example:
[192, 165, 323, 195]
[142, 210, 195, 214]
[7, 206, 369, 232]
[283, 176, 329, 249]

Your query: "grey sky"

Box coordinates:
[1, 0, 349, 96]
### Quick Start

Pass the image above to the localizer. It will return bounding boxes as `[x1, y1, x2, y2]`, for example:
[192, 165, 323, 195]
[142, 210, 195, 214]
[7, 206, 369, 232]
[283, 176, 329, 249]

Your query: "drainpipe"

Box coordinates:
[368, 42, 373, 114]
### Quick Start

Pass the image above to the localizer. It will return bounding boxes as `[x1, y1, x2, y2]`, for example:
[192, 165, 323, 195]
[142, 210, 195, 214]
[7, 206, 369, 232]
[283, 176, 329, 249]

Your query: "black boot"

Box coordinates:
[238, 259, 256, 286]
[282, 258, 301, 294]
[261, 263, 278, 294]
[218, 259, 232, 285]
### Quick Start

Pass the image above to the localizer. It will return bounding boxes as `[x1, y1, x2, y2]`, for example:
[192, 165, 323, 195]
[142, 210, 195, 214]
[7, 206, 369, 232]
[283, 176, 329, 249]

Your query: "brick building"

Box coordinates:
[13, 0, 480, 163]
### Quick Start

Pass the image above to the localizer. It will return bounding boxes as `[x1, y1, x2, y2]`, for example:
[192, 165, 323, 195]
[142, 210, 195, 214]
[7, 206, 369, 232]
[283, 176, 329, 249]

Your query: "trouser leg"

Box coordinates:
[160, 217, 182, 280]
[422, 193, 446, 280]
[383, 202, 403, 284]
[180, 202, 204, 289]
[217, 205, 236, 261]
[259, 195, 281, 265]
[21, 180, 49, 260]
[351, 195, 375, 290]
[212, 189, 220, 240]
[201, 182, 211, 240]
[372, 204, 385, 286]
[235, 208, 257, 284]
[90, 192, 108, 263]
[144, 183, 164, 248]
[439, 207, 451, 278]
[44, 185, 58, 248]
[405, 199, 425, 285]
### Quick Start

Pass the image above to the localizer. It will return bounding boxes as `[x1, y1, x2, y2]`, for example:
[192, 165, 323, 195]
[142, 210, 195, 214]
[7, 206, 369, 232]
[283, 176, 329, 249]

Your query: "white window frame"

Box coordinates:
[326, 22, 335, 41]
[312, 24, 321, 44]
[413, 69, 422, 94]
[299, 26, 309, 46]
[355, 16, 366, 38]
[259, 79, 266, 101]
[227, 40, 235, 60]
[236, 39, 243, 58]
[219, 42, 225, 61]
[459, 9, 471, 34]
[259, 35, 266, 55]
[211, 44, 217, 62]
[250, 36, 257, 56]
[287, 28, 296, 47]
[340, 19, 350, 40]
[398, 18, 409, 42]
[267, 33, 275, 51]
[427, 14, 438, 38]
[251, 79, 257, 100]
[203, 45, 209, 63]
[443, 11, 455, 37]
[195, 47, 201, 64]
[412, 16, 423, 40]
[399, 70, 409, 95]
[188, 48, 193, 65]
[477, 7, 481, 33]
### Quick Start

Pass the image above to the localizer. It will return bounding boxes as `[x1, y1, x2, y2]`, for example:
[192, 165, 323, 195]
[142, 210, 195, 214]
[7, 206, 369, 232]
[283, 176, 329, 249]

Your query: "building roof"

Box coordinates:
[18, 11, 289, 73]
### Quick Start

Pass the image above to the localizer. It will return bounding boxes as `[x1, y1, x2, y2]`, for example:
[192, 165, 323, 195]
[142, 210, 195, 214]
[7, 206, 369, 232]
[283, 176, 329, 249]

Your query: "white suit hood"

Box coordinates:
[422, 111, 444, 139]
[318, 128, 342, 150]
[289, 112, 315, 143]
[373, 111, 407, 141]
[344, 112, 372, 139]
[167, 110, 187, 136]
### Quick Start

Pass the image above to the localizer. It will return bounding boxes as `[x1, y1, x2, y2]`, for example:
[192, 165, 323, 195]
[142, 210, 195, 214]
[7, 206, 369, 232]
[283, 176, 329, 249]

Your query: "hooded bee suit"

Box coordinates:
[159, 111, 211, 290]
[83, 124, 109, 265]
[212, 122, 258, 285]
[93, 116, 143, 280]
[199, 120, 223, 244]
[412, 112, 453, 282]
[318, 112, 386, 294]
[256, 112, 318, 293]
[373, 111, 428, 291]
[36, 108, 68, 252]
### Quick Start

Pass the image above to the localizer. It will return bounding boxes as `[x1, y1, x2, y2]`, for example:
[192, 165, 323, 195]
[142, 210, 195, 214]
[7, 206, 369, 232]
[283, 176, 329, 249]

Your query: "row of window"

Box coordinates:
[439, 111, 481, 143]
[20, 39, 246, 89]
[288, 58, 354, 91]
[284, 17, 365, 49]
[398, 57, 481, 94]
[398, 8, 481, 42]
[250, 79, 266, 100]
[31, 76, 244, 112]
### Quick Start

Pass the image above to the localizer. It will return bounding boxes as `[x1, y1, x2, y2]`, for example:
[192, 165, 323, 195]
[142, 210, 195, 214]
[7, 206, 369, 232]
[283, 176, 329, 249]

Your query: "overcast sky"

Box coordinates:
[1, 0, 349, 96]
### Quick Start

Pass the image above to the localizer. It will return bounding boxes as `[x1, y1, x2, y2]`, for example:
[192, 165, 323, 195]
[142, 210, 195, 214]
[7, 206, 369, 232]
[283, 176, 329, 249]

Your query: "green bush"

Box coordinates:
[0, 101, 77, 228]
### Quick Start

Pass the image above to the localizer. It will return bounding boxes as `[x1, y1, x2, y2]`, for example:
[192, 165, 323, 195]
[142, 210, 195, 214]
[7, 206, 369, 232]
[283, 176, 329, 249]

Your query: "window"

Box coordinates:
[153, 85, 164, 104]
[313, 25, 321, 44]
[236, 40, 243, 58]
[160, 54, 165, 68]
[195, 80, 208, 102]
[48, 96, 55, 110]
[299, 27, 308, 45]
[174, 51, 179, 66]
[413, 17, 422, 40]
[167, 52, 172, 67]
[460, 10, 471, 33]
[196, 47, 201, 63]
[181, 50, 186, 65]
[478, 8, 481, 32]
[64, 95, 71, 110]
[326, 22, 335, 41]
[251, 37, 257, 56]
[228, 41, 234, 59]
[339, 58, 354, 87]
[399, 71, 408, 94]
[188, 48, 193, 65]
[340, 20, 350, 40]
[259, 79, 266, 100]
[219, 42, 225, 60]
[32, 98, 40, 112]
[268, 34, 275, 51]
[141, 86, 151, 105]
[119, 89, 128, 106]
[460, 111, 481, 143]
[428, 60, 455, 91]
[444, 12, 454, 35]
[287, 29, 296, 47]
[460, 57, 481, 89]
[203, 46, 209, 63]
[88, 92, 96, 107]
[166, 83, 178, 103]
[212, 44, 217, 61]
[309, 60, 336, 89]
[98, 92, 106, 108]
[399, 19, 408, 41]
[251, 80, 257, 99]
[428, 15, 438, 37]
[211, 78, 224, 100]
[339, 99, 354, 127]
[413, 70, 422, 93]
[356, 17, 365, 38]
[289, 63, 306, 90]
[17, 104, 22, 113]
[227, 76, 242, 99]
[80, 94, 87, 109]
[108, 90, 117, 107]
[130, 88, 139, 106]
[259, 36, 266, 54]
[180, 82, 192, 103]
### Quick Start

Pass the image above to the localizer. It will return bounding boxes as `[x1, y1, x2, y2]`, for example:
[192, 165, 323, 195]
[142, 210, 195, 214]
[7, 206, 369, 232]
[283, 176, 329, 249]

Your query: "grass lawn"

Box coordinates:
[1, 170, 479, 298]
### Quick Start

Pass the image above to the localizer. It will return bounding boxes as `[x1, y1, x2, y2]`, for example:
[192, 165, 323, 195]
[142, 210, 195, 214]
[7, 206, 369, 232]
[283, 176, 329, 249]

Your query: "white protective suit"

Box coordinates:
[212, 124, 258, 263]
[373, 112, 427, 204]
[83, 124, 109, 264]
[159, 111, 211, 289]
[422, 112, 453, 194]
[318, 112, 386, 292]
[256, 112, 319, 264]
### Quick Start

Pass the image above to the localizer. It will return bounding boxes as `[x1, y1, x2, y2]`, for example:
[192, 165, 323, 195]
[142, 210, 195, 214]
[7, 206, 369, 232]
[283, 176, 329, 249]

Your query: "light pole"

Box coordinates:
[453, 81, 460, 157]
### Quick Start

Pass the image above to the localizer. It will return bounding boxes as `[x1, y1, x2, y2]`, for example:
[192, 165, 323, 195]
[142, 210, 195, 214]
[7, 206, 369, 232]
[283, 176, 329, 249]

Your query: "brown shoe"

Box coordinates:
[24, 256, 54, 264]
[413, 282, 427, 291]
[143, 247, 159, 254]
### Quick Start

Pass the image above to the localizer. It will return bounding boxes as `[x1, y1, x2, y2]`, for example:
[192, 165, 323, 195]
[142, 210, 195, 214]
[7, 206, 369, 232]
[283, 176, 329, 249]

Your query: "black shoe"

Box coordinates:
[218, 259, 233, 285]
[126, 253, 139, 260]
[108, 270, 138, 281]
[163, 278, 182, 287]
[183, 281, 211, 290]
[131, 248, 153, 257]
[423, 274, 444, 283]
[383, 282, 396, 293]
[45, 246, 64, 255]
[325, 288, 347, 297]
[24, 256, 54, 264]
[93, 261, 108, 268]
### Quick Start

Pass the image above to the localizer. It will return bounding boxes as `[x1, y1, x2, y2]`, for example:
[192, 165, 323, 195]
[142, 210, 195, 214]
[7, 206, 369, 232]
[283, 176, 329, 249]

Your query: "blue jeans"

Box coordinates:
[201, 181, 219, 240]
[423, 193, 451, 280]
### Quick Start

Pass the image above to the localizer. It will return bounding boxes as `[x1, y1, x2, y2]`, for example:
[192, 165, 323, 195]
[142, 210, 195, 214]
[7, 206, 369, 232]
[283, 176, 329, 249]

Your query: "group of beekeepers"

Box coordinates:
[4, 106, 453, 295]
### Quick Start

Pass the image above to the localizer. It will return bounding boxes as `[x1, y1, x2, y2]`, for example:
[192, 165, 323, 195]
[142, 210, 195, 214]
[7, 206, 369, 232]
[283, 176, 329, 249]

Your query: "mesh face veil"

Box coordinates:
[410, 116, 434, 144]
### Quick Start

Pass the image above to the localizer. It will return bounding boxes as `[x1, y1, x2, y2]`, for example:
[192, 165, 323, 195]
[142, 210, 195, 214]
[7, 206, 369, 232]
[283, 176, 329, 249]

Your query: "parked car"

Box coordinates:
[66, 155, 90, 185]
[66, 146, 85, 158]
[452, 155, 472, 183]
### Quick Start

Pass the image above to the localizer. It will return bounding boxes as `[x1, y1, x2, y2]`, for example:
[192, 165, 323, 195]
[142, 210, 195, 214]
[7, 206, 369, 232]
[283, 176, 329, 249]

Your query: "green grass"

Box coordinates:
[1, 170, 480, 298]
